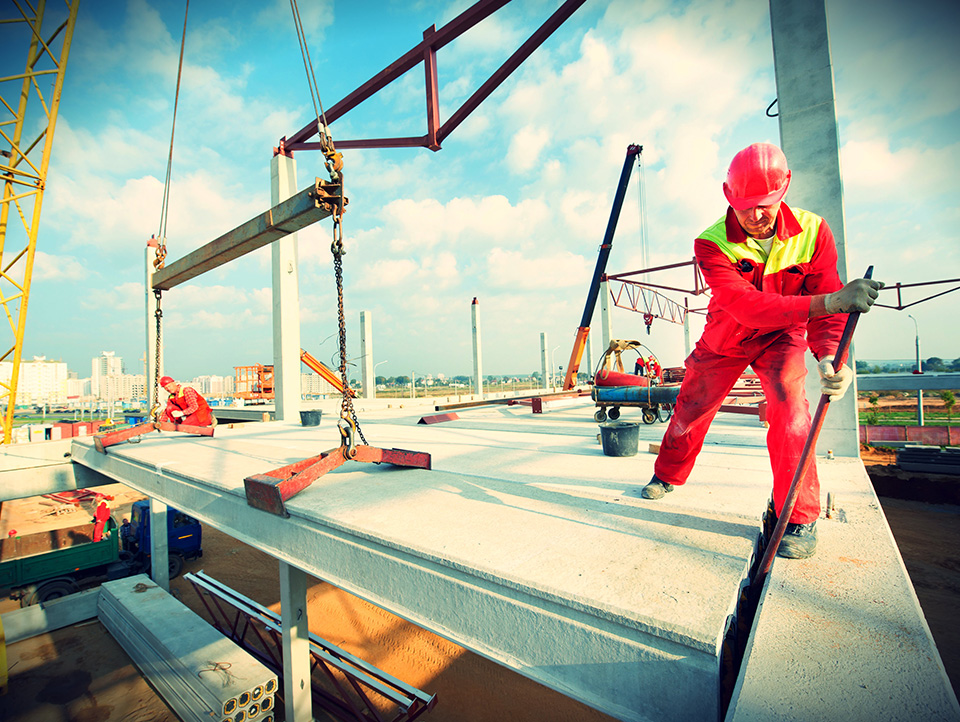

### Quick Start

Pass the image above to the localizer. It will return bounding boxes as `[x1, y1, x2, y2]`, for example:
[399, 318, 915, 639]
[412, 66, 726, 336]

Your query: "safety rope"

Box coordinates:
[289, 0, 342, 180]
[156, 0, 190, 258]
[289, 0, 362, 452]
[151, 1, 189, 419]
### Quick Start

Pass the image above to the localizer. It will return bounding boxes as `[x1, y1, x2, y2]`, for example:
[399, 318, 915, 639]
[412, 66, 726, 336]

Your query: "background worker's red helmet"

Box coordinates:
[159, 376, 175, 386]
[723, 142, 791, 210]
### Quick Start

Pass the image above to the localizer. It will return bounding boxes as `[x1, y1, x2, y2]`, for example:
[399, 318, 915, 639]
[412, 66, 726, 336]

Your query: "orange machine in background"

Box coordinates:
[233, 351, 353, 403]
[234, 364, 274, 402]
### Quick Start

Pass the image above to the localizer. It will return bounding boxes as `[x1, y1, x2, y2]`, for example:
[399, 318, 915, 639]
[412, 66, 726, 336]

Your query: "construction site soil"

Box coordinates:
[1, 450, 958, 722]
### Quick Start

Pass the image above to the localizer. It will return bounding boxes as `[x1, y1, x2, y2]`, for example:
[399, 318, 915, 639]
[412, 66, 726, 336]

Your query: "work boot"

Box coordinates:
[640, 476, 674, 500]
[776, 521, 818, 559]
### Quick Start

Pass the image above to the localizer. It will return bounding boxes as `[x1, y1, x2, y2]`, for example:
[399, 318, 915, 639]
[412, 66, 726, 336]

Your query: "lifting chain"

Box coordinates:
[151, 289, 163, 421]
[331, 176, 366, 457]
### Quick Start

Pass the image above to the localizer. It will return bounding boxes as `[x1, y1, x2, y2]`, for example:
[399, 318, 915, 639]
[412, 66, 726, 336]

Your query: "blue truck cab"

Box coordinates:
[127, 500, 203, 578]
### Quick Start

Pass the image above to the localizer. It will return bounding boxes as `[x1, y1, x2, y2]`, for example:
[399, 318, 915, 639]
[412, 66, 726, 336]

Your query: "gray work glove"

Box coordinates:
[817, 355, 853, 401]
[825, 278, 884, 314]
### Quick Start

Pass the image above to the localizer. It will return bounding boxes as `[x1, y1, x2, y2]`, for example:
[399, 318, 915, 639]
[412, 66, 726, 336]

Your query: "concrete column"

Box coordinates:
[471, 298, 483, 396]
[683, 299, 692, 358]
[770, 0, 858, 457]
[585, 331, 593, 382]
[149, 498, 169, 593]
[540, 333, 548, 390]
[271, 152, 302, 421]
[145, 241, 162, 416]
[280, 561, 312, 722]
[360, 311, 374, 400]
[600, 280, 613, 352]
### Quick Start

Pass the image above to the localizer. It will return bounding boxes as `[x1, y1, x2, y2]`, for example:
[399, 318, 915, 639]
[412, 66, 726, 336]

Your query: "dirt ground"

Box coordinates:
[1, 460, 958, 721]
[0, 484, 617, 722]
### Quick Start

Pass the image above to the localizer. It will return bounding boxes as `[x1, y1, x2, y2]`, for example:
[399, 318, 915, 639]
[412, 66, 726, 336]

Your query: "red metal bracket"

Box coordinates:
[93, 421, 215, 453]
[244, 445, 432, 517]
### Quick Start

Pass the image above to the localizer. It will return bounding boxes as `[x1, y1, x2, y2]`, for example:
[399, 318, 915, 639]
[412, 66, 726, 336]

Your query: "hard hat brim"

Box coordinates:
[723, 172, 790, 211]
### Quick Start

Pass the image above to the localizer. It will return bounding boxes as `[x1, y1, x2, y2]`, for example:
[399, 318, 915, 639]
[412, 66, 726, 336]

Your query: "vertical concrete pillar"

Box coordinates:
[145, 240, 162, 415]
[360, 311, 374, 399]
[683, 299, 692, 358]
[280, 561, 312, 722]
[770, 0, 858, 457]
[540, 333, 548, 390]
[600, 280, 613, 352]
[149, 498, 169, 593]
[585, 331, 593, 382]
[471, 298, 483, 396]
[271, 152, 302, 422]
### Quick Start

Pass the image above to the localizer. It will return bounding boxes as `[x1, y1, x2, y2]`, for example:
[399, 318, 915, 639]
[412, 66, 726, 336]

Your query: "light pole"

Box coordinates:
[551, 345, 560, 390]
[373, 360, 388, 398]
[908, 314, 924, 426]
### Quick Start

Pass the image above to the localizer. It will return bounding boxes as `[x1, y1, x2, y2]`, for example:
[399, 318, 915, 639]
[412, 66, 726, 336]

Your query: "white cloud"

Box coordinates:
[486, 248, 590, 289]
[507, 124, 551, 174]
[32, 252, 88, 282]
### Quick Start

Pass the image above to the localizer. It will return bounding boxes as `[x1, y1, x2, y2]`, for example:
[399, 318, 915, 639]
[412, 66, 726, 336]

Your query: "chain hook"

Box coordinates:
[337, 414, 357, 459]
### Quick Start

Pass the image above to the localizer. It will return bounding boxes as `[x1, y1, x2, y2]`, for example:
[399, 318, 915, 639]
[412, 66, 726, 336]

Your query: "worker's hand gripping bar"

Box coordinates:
[754, 266, 874, 584]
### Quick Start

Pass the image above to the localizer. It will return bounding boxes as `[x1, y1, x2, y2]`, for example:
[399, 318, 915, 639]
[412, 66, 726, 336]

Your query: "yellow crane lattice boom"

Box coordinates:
[0, 0, 80, 443]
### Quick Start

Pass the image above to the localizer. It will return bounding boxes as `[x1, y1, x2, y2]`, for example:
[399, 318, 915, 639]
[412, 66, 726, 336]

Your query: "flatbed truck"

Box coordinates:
[0, 500, 202, 606]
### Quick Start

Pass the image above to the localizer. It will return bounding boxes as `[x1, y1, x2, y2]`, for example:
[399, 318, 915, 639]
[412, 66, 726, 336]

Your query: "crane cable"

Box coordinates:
[151, 0, 190, 420]
[289, 0, 364, 453]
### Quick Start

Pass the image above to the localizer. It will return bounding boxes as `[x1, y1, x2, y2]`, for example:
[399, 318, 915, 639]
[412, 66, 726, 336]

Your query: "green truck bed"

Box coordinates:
[0, 518, 119, 590]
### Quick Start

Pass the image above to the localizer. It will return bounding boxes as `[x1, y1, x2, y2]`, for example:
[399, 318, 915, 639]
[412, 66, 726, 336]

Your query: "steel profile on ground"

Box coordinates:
[98, 575, 277, 721]
[186, 570, 437, 722]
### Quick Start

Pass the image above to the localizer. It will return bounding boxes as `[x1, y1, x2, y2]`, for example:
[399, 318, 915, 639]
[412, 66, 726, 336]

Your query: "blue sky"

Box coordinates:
[4, 0, 958, 382]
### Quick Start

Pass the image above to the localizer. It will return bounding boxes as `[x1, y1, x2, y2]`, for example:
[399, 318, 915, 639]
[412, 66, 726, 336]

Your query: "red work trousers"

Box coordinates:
[653, 332, 819, 524]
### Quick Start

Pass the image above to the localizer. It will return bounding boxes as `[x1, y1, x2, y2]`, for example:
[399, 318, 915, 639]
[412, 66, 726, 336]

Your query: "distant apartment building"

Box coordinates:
[99, 373, 145, 404]
[302, 372, 338, 397]
[192, 375, 235, 397]
[0, 356, 68, 404]
[66, 376, 91, 400]
[91, 351, 123, 397]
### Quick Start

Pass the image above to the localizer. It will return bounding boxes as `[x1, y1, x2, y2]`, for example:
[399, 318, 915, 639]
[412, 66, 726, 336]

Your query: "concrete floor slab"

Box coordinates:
[64, 397, 957, 721]
[70, 399, 769, 722]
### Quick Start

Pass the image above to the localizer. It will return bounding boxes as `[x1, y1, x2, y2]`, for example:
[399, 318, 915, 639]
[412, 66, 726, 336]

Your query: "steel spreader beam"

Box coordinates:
[244, 445, 432, 517]
[152, 179, 341, 290]
[94, 421, 215, 453]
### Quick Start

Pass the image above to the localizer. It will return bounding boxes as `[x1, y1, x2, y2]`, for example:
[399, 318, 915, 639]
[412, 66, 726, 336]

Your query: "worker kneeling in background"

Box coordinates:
[639, 142, 883, 560]
[160, 375, 216, 427]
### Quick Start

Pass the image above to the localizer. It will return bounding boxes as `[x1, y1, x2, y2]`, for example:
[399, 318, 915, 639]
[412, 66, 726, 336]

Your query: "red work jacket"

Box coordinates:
[162, 385, 213, 426]
[694, 204, 846, 361]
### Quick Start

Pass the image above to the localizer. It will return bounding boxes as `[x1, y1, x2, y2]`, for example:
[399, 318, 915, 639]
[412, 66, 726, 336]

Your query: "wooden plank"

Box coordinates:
[152, 180, 340, 290]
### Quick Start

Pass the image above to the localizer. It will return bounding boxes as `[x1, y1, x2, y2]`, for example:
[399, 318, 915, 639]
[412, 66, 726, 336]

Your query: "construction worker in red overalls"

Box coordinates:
[159, 376, 215, 427]
[639, 143, 883, 559]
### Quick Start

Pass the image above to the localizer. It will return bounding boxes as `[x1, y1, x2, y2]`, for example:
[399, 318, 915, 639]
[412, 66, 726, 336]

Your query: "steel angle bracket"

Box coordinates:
[244, 445, 432, 517]
[93, 421, 215, 454]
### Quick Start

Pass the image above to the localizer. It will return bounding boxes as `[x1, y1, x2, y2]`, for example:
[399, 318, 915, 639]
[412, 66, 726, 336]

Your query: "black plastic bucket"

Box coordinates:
[300, 410, 322, 427]
[599, 421, 640, 457]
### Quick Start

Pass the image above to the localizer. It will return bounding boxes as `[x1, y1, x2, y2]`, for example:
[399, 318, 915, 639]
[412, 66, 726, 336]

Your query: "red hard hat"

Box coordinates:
[159, 376, 175, 386]
[723, 143, 791, 210]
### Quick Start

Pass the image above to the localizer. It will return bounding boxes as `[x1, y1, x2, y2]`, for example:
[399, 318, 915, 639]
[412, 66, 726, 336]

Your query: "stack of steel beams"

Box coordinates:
[99, 575, 278, 722]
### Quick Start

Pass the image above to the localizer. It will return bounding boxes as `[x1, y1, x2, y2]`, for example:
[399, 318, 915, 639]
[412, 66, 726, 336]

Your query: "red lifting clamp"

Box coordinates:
[94, 421, 215, 454]
[243, 416, 431, 517]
